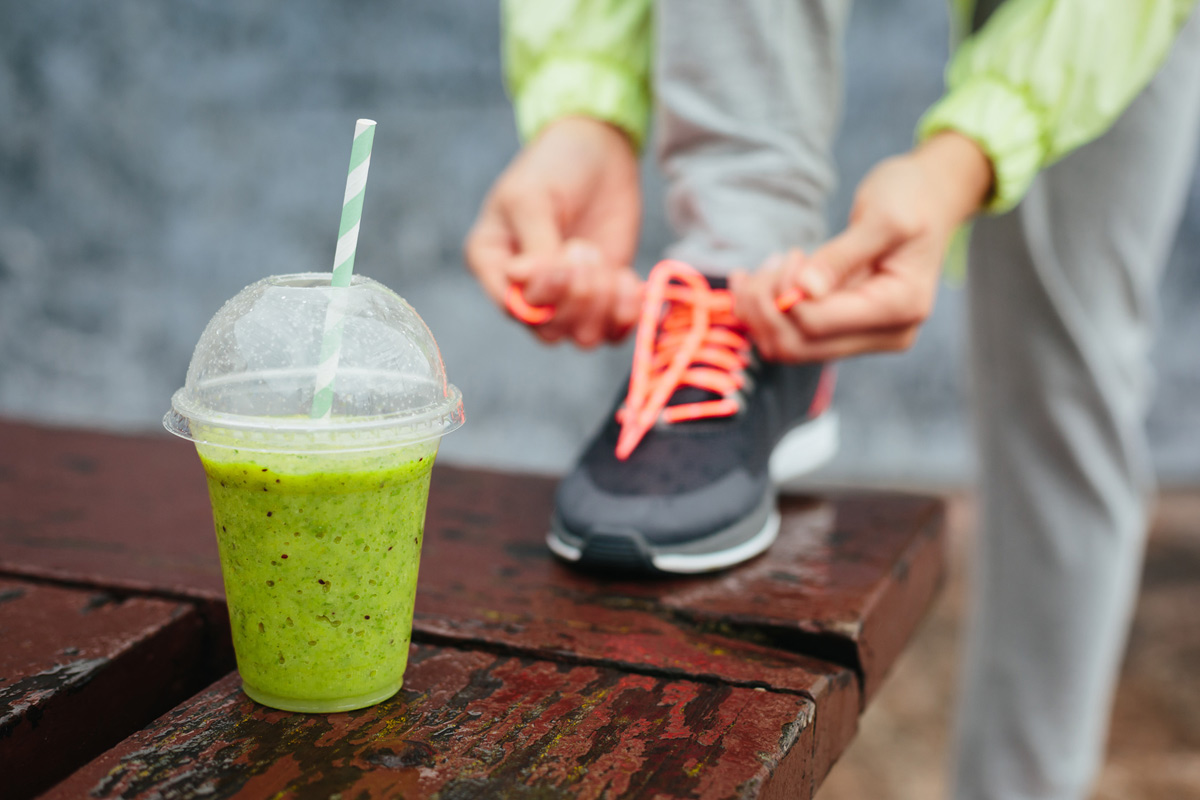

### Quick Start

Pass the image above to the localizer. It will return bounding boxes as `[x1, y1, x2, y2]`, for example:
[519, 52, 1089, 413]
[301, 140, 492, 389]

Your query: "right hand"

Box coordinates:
[464, 116, 644, 347]
[734, 132, 993, 362]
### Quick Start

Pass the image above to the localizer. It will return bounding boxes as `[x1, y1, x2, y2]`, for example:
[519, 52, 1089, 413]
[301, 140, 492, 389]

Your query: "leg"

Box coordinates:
[957, 11, 1200, 799]
[654, 0, 851, 274]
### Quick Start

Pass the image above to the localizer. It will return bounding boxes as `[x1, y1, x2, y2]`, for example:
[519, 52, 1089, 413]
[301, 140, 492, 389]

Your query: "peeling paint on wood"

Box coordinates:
[0, 421, 946, 797]
[422, 468, 946, 703]
[0, 422, 945, 706]
[415, 470, 862, 778]
[45, 645, 820, 800]
[0, 579, 211, 800]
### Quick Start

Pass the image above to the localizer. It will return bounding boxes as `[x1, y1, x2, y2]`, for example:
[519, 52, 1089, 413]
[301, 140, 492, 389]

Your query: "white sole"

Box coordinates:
[546, 532, 583, 562]
[545, 508, 782, 575]
[650, 508, 781, 574]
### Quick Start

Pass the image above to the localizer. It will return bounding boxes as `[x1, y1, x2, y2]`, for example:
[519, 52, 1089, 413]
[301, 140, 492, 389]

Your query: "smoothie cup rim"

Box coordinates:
[258, 271, 380, 289]
[163, 383, 464, 453]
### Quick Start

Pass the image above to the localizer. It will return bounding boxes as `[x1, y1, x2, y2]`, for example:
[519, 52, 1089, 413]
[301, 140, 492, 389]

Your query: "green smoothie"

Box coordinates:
[198, 442, 435, 712]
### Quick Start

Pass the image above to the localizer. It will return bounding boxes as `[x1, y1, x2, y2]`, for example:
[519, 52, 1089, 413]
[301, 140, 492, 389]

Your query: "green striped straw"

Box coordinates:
[311, 118, 377, 419]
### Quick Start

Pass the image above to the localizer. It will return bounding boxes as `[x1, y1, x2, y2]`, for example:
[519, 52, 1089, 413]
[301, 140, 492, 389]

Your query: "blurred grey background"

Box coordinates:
[1, 0, 1197, 486]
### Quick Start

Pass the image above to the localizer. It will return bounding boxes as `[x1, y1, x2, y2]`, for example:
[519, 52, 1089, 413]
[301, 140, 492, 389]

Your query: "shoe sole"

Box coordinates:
[548, 411, 839, 575]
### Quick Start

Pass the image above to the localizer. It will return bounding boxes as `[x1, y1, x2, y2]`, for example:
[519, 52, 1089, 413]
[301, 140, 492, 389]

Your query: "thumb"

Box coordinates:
[506, 192, 564, 259]
[563, 238, 603, 269]
[802, 217, 901, 300]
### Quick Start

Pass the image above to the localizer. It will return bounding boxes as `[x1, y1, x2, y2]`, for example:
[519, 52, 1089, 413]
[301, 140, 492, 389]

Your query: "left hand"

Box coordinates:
[463, 116, 643, 347]
[733, 131, 993, 362]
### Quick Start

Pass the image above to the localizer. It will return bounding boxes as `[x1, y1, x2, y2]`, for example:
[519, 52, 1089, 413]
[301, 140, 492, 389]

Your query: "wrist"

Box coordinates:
[541, 115, 638, 156]
[914, 131, 994, 225]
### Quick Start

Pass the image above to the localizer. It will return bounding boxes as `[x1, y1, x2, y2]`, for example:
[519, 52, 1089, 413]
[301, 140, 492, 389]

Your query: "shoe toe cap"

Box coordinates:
[555, 465, 767, 547]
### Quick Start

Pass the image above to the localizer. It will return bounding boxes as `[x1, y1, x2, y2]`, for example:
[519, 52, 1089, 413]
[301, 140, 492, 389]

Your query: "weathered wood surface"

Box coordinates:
[0, 420, 945, 704]
[0, 579, 208, 800]
[45, 645, 822, 800]
[423, 468, 945, 702]
[666, 493, 946, 703]
[1, 420, 946, 798]
[0, 421, 224, 599]
[417, 470, 862, 777]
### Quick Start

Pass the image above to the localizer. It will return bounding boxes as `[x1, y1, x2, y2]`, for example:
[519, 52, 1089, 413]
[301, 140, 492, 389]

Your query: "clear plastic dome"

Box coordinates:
[164, 273, 464, 452]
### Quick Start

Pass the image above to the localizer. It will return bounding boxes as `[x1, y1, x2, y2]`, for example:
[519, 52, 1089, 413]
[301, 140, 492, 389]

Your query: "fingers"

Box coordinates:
[741, 279, 924, 363]
[464, 172, 565, 310]
[500, 186, 562, 257]
[774, 249, 808, 311]
[788, 274, 931, 339]
[464, 192, 561, 312]
[606, 269, 643, 342]
[507, 272, 563, 327]
[751, 170, 946, 359]
[565, 242, 611, 347]
[799, 217, 903, 300]
[520, 263, 572, 307]
[526, 241, 592, 344]
[788, 240, 939, 338]
[463, 212, 518, 306]
[771, 323, 921, 362]
[514, 239, 643, 347]
[734, 247, 931, 363]
[538, 255, 603, 347]
[733, 252, 806, 362]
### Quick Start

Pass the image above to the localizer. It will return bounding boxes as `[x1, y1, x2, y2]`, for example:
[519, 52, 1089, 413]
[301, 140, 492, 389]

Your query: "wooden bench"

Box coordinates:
[0, 420, 945, 799]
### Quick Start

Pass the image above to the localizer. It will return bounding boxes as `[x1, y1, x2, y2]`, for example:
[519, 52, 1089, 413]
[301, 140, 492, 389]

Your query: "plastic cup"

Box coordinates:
[164, 273, 463, 712]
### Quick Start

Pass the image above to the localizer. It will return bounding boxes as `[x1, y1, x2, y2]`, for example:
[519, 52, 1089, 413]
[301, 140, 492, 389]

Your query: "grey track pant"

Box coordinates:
[956, 8, 1200, 799]
[655, 0, 849, 274]
[654, 2, 1200, 798]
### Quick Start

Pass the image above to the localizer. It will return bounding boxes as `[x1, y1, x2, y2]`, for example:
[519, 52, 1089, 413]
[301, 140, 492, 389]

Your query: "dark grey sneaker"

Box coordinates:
[547, 261, 838, 575]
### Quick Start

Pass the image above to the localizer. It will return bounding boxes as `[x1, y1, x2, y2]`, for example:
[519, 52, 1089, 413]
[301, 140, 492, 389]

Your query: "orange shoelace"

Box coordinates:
[507, 260, 804, 459]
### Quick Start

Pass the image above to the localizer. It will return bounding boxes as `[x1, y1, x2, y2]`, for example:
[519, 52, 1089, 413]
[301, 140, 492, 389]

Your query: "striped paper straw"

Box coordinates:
[310, 119, 377, 419]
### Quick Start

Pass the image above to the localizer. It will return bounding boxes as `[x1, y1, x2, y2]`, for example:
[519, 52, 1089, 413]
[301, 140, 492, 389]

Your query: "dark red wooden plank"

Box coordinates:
[45, 645, 822, 800]
[423, 468, 946, 703]
[0, 424, 861, 790]
[416, 472, 861, 780]
[0, 579, 211, 800]
[664, 493, 945, 702]
[0, 419, 941, 706]
[0, 421, 224, 599]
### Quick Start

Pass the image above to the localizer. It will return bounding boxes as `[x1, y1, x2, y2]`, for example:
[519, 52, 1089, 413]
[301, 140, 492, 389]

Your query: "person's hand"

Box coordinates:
[464, 116, 643, 347]
[733, 132, 993, 361]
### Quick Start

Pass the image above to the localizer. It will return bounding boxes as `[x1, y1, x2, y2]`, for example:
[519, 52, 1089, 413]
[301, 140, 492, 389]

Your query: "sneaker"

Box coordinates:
[547, 259, 838, 574]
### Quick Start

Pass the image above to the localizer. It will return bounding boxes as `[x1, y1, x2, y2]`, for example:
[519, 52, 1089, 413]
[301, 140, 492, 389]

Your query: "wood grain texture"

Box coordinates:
[0, 579, 208, 800]
[1, 420, 947, 797]
[423, 466, 946, 703]
[45, 645, 821, 800]
[0, 422, 223, 599]
[0, 420, 944, 704]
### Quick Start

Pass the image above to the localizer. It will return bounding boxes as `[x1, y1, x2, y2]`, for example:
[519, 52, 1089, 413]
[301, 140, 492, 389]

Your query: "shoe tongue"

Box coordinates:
[661, 273, 733, 407]
[666, 385, 723, 407]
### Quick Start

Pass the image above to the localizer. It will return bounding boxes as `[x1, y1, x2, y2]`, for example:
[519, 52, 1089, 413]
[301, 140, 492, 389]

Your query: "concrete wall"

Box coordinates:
[2, 0, 1198, 485]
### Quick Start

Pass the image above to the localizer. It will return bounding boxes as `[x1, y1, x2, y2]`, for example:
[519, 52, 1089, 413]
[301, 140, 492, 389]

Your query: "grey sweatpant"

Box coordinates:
[654, 2, 1200, 798]
[956, 8, 1200, 799]
[656, 0, 849, 272]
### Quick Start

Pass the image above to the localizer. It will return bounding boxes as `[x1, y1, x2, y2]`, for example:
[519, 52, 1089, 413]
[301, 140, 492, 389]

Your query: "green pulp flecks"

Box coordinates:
[201, 451, 434, 703]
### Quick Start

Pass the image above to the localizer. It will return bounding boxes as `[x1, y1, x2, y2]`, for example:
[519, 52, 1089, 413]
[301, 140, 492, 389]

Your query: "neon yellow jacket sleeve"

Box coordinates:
[919, 0, 1197, 213]
[502, 0, 653, 148]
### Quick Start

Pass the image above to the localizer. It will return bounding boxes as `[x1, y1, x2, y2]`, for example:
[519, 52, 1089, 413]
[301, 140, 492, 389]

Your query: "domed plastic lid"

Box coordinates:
[165, 273, 463, 453]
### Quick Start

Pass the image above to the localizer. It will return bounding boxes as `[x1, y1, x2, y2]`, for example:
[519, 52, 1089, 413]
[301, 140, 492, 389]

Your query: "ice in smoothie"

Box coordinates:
[199, 443, 435, 712]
